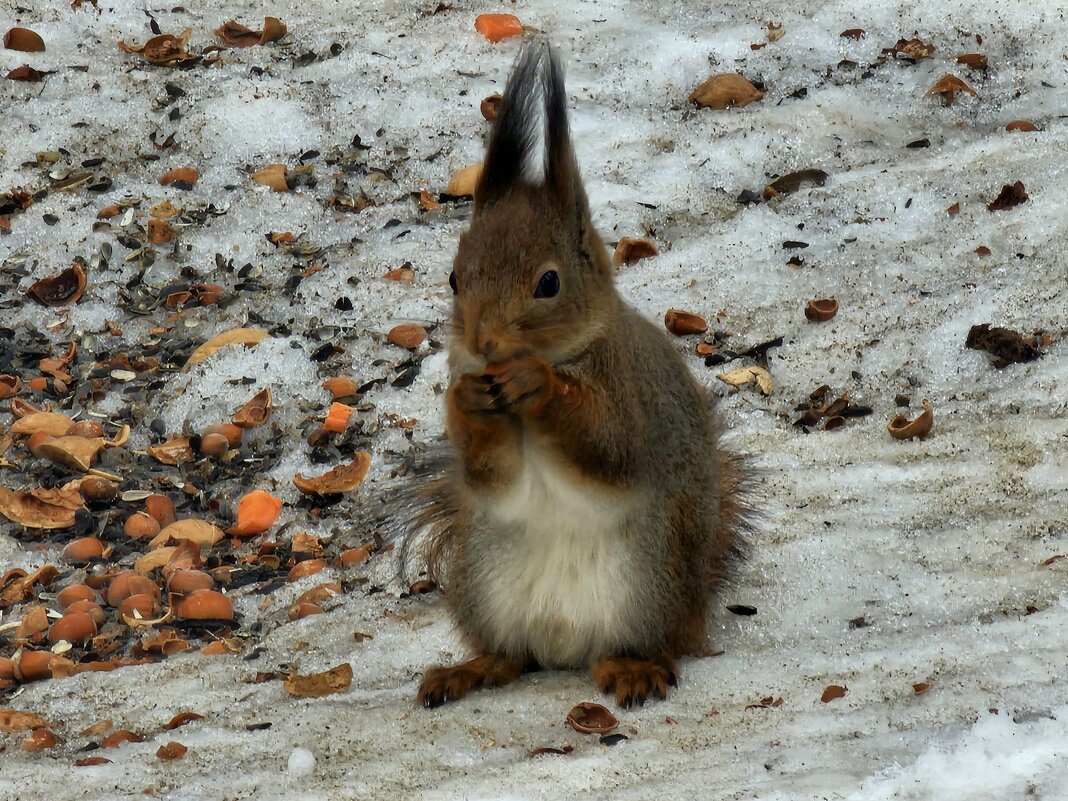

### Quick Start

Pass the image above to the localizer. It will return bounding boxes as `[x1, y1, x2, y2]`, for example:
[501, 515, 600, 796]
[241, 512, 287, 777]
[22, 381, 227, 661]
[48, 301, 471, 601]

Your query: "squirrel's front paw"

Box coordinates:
[450, 372, 501, 416]
[483, 357, 555, 414]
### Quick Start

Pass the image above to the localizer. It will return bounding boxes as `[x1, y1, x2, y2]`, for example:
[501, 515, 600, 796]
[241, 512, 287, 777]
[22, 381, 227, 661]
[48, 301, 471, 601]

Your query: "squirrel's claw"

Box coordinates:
[417, 655, 525, 708]
[592, 657, 677, 708]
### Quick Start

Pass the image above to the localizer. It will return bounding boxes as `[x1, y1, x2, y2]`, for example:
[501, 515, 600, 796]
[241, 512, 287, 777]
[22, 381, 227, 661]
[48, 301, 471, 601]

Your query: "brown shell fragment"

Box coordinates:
[804, 298, 839, 322]
[821, 684, 848, 702]
[149, 519, 224, 550]
[956, 53, 988, 71]
[32, 435, 106, 472]
[156, 741, 188, 761]
[689, 74, 764, 109]
[119, 29, 192, 65]
[924, 74, 978, 106]
[231, 387, 273, 428]
[282, 663, 353, 698]
[322, 376, 360, 400]
[888, 399, 933, 440]
[4, 27, 46, 52]
[293, 452, 372, 496]
[27, 263, 87, 307]
[480, 93, 503, 121]
[215, 17, 287, 47]
[147, 219, 176, 244]
[1005, 120, 1038, 132]
[184, 327, 269, 368]
[159, 167, 199, 187]
[0, 487, 82, 529]
[763, 169, 828, 199]
[165, 712, 204, 730]
[890, 37, 935, 59]
[987, 181, 1028, 212]
[7, 65, 43, 81]
[0, 710, 51, 733]
[613, 237, 658, 267]
[21, 729, 58, 750]
[0, 374, 20, 399]
[664, 309, 708, 336]
[287, 559, 327, 582]
[251, 164, 289, 191]
[566, 702, 619, 734]
[147, 436, 194, 465]
[11, 412, 74, 436]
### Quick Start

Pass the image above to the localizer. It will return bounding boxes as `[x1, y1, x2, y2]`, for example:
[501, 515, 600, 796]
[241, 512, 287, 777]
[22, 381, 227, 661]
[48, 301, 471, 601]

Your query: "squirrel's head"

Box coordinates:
[450, 43, 617, 367]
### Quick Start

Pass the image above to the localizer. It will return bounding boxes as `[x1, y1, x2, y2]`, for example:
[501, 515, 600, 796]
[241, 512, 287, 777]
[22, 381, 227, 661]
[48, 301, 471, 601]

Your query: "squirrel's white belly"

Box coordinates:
[478, 443, 635, 668]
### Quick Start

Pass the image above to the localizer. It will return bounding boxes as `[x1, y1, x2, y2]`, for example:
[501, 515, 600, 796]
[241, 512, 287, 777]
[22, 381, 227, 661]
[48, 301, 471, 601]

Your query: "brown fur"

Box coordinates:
[405, 43, 749, 707]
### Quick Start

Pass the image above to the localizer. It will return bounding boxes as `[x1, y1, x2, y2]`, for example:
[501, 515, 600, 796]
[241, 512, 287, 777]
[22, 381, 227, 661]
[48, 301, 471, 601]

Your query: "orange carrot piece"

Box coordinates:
[474, 14, 523, 43]
[323, 402, 354, 433]
[229, 490, 282, 536]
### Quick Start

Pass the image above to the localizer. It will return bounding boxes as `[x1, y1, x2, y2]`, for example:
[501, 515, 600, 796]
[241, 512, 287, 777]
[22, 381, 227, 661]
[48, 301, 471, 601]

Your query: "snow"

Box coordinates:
[2, 0, 1067, 799]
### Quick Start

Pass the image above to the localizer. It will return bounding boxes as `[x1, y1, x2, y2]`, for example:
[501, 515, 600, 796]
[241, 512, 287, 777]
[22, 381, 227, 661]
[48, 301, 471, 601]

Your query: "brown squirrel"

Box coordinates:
[406, 42, 746, 708]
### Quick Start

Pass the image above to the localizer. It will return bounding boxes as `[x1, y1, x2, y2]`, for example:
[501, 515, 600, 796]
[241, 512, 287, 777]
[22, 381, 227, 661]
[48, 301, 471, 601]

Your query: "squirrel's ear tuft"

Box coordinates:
[540, 46, 589, 231]
[475, 43, 545, 209]
[476, 42, 589, 229]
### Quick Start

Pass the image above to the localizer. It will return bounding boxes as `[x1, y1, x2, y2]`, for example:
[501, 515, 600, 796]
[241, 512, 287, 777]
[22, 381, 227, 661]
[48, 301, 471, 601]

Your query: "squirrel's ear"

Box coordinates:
[541, 46, 590, 234]
[474, 44, 543, 210]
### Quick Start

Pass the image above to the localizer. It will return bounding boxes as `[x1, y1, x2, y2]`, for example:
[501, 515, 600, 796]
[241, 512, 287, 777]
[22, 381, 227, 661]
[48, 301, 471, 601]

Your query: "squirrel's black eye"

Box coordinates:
[534, 270, 560, 299]
[449, 271, 458, 295]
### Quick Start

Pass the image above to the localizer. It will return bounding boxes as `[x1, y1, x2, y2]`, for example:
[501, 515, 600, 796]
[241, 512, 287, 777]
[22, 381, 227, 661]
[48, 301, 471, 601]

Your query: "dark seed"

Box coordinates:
[727, 604, 758, 616]
[599, 734, 629, 746]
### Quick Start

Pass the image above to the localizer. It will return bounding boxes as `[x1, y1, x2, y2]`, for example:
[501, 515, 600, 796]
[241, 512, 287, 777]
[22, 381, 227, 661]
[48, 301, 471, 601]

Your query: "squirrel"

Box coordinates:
[404, 41, 746, 708]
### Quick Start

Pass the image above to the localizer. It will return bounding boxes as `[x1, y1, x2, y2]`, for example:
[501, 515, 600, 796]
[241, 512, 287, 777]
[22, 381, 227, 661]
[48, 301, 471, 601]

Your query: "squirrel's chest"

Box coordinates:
[470, 445, 636, 667]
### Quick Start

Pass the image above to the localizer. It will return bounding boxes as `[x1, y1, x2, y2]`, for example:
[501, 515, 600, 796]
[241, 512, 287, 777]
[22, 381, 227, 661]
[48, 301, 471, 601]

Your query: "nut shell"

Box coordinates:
[145, 494, 177, 528]
[57, 583, 96, 609]
[124, 512, 161, 539]
[64, 600, 106, 627]
[664, 309, 708, 336]
[4, 27, 46, 52]
[387, 323, 428, 350]
[287, 559, 327, 582]
[62, 536, 105, 562]
[480, 93, 503, 121]
[805, 298, 839, 322]
[174, 589, 233, 620]
[118, 593, 161, 621]
[80, 477, 119, 502]
[21, 729, 58, 751]
[106, 572, 161, 607]
[48, 611, 98, 644]
[167, 569, 215, 595]
[566, 702, 619, 734]
[199, 432, 230, 457]
[15, 651, 54, 681]
[888, 399, 934, 440]
[66, 420, 105, 438]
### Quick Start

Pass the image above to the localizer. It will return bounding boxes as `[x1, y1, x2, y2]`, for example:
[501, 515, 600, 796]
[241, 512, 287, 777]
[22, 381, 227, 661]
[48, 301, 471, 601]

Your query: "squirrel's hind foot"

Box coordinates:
[592, 656, 678, 708]
[417, 654, 525, 708]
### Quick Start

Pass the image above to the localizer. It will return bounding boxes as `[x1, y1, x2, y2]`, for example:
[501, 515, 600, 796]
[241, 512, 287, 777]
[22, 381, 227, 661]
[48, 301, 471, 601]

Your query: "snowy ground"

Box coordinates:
[2, 0, 1067, 799]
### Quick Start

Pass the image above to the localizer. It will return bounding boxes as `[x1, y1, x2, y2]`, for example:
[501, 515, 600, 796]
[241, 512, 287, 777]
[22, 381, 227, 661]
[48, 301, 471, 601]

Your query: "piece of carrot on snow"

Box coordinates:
[474, 14, 523, 43]
[229, 490, 283, 536]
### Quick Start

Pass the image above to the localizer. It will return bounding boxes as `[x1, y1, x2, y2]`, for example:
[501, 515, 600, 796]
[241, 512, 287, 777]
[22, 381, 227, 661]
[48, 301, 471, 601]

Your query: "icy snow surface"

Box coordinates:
[2, 0, 1067, 799]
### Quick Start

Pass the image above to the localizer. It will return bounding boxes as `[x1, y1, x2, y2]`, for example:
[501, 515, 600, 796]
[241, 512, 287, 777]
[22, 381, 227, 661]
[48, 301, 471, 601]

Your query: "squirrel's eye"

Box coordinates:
[534, 270, 560, 299]
[449, 271, 458, 295]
